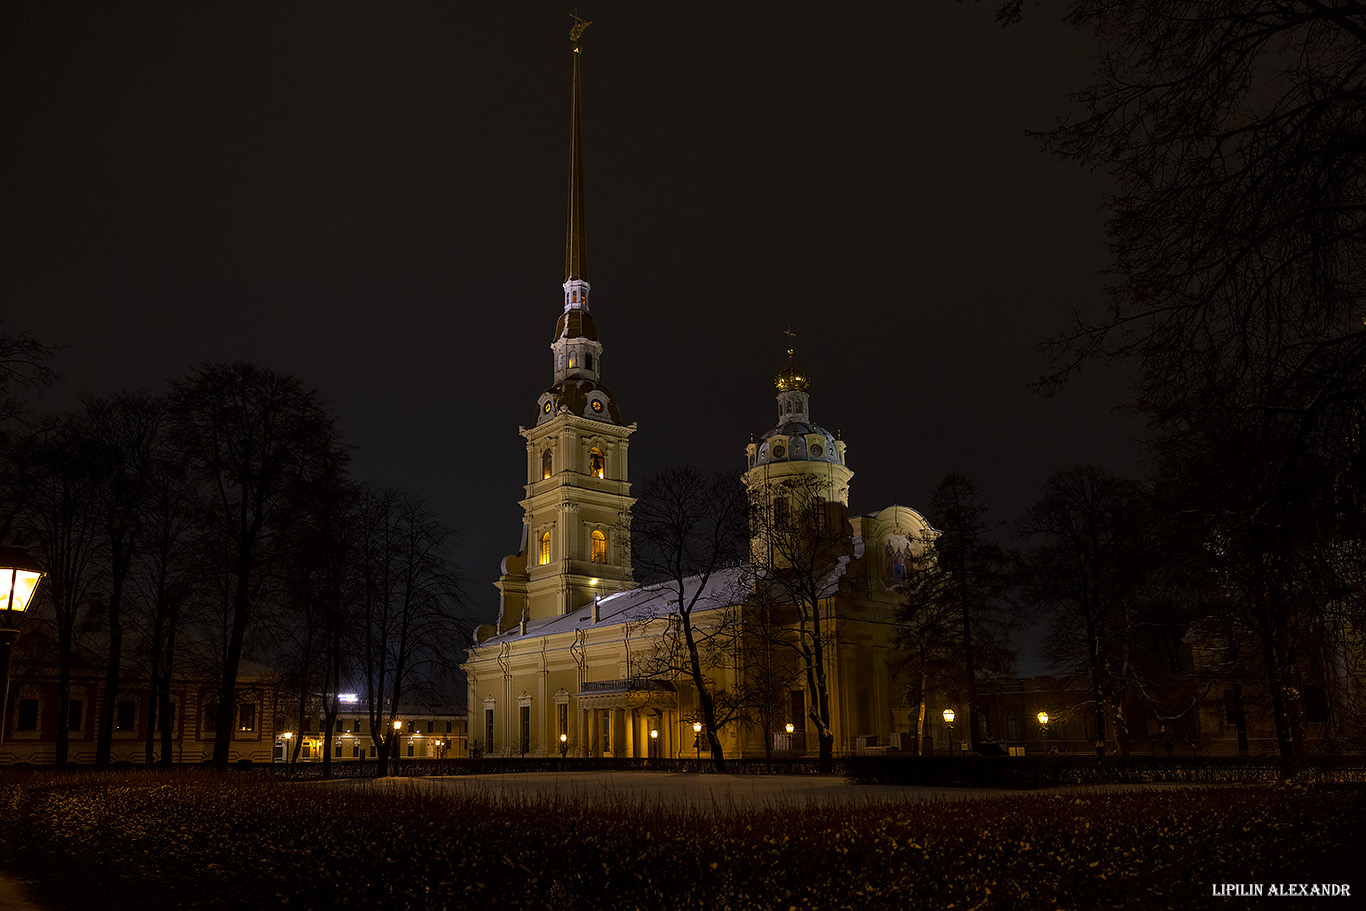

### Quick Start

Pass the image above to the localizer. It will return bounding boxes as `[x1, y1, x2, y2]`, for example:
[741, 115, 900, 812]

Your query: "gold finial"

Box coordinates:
[775, 331, 809, 392]
[570, 13, 592, 45]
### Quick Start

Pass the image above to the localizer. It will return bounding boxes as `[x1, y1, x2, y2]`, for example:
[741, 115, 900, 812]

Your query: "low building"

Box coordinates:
[3, 628, 280, 766]
[274, 702, 468, 762]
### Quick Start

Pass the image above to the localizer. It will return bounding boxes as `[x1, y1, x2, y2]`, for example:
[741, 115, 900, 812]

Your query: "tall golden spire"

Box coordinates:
[564, 15, 591, 283]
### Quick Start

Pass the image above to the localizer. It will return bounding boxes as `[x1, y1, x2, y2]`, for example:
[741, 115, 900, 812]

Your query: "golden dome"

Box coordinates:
[775, 348, 809, 392]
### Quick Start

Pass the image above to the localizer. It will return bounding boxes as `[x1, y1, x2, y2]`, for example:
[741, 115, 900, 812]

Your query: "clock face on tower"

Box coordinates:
[591, 400, 603, 413]
[544, 401, 552, 414]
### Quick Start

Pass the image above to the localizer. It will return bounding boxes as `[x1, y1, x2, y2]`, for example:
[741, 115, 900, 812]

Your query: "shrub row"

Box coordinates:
[0, 771, 1362, 910]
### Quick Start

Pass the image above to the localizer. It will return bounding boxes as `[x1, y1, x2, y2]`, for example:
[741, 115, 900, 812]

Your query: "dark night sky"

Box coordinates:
[3, 3, 1143, 642]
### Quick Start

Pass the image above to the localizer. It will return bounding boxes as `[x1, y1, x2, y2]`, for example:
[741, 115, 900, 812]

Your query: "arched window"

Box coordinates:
[589, 448, 604, 479]
[542, 449, 553, 480]
[586, 352, 594, 371]
[539, 532, 551, 566]
[591, 529, 607, 563]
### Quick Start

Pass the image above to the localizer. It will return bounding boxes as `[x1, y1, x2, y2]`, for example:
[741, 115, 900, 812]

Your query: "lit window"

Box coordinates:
[591, 530, 607, 563]
[589, 448, 604, 478]
[540, 532, 551, 565]
[238, 703, 256, 733]
[542, 449, 553, 480]
[568, 354, 577, 369]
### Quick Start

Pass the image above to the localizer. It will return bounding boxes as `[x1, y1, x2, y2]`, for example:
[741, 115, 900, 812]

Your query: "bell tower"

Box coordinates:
[494, 18, 635, 631]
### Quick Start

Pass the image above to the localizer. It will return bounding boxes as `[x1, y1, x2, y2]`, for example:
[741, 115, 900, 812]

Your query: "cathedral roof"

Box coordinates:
[553, 309, 598, 342]
[538, 378, 624, 425]
[750, 346, 844, 468]
[479, 561, 850, 647]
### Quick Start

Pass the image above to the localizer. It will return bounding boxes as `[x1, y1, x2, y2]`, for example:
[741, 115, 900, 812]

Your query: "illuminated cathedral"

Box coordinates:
[462, 22, 932, 760]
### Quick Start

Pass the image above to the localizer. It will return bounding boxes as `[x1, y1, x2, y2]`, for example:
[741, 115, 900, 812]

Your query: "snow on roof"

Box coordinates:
[482, 564, 753, 646]
[481, 556, 854, 648]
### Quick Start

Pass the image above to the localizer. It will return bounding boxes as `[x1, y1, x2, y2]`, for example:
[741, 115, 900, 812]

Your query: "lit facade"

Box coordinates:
[274, 705, 468, 763]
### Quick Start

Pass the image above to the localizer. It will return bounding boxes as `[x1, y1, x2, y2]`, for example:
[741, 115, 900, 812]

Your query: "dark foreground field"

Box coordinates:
[0, 771, 1361, 910]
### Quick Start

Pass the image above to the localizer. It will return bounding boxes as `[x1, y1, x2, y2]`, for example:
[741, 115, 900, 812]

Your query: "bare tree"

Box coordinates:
[84, 392, 165, 767]
[267, 479, 357, 777]
[356, 485, 464, 775]
[626, 466, 750, 770]
[0, 328, 56, 544]
[746, 473, 854, 773]
[130, 440, 200, 766]
[20, 415, 105, 765]
[1018, 466, 1147, 756]
[171, 362, 346, 766]
[998, 0, 1366, 761]
[920, 474, 1016, 752]
[894, 562, 960, 756]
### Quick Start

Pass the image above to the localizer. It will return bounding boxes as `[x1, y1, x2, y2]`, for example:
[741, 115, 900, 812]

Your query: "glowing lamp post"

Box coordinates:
[559, 732, 569, 763]
[693, 721, 702, 763]
[0, 547, 44, 747]
[649, 728, 658, 760]
[785, 723, 795, 734]
[281, 731, 293, 763]
[942, 708, 956, 755]
[391, 719, 403, 775]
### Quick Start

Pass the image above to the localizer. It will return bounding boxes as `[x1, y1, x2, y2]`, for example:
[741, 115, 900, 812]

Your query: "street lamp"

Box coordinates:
[649, 728, 658, 760]
[559, 732, 569, 760]
[942, 708, 956, 755]
[0, 547, 44, 747]
[785, 722, 795, 734]
[693, 721, 702, 763]
[281, 731, 293, 763]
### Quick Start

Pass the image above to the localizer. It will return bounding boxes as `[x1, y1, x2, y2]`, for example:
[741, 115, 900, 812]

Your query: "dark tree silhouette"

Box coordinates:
[0, 328, 56, 545]
[921, 474, 1015, 753]
[747, 473, 855, 773]
[1018, 466, 1147, 756]
[627, 466, 749, 771]
[21, 414, 105, 766]
[355, 485, 463, 775]
[172, 363, 346, 767]
[999, 0, 1366, 760]
[84, 392, 166, 767]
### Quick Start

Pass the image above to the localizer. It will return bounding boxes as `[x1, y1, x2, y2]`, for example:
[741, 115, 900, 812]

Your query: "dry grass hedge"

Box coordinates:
[0, 772, 1360, 910]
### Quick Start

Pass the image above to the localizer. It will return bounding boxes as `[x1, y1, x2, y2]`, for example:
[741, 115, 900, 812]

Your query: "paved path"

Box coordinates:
[339, 771, 1202, 809]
